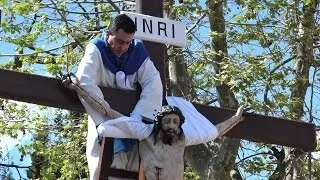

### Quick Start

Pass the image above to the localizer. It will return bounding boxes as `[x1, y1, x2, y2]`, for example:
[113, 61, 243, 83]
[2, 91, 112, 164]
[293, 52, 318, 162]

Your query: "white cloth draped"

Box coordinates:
[98, 96, 219, 146]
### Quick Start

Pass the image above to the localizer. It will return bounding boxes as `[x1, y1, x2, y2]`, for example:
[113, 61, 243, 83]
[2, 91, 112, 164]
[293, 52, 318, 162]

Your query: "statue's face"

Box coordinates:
[161, 113, 180, 145]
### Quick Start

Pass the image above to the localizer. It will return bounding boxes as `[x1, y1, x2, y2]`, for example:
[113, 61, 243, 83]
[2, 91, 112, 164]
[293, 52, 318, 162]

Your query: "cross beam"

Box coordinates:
[0, 68, 316, 151]
[0, 68, 316, 179]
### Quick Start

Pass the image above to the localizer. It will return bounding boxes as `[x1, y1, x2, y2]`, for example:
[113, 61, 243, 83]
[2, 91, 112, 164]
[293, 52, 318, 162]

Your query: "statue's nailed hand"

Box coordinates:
[216, 105, 245, 138]
[234, 105, 244, 121]
[61, 73, 79, 90]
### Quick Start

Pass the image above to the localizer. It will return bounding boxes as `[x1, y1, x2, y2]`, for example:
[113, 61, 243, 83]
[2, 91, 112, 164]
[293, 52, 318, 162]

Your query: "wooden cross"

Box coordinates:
[0, 0, 316, 179]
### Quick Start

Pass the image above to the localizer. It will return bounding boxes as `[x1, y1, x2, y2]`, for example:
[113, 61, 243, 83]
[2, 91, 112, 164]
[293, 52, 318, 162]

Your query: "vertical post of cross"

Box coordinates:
[136, 0, 166, 93]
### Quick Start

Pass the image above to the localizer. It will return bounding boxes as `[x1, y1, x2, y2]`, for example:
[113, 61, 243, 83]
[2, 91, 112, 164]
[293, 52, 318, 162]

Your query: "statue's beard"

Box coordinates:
[162, 129, 178, 145]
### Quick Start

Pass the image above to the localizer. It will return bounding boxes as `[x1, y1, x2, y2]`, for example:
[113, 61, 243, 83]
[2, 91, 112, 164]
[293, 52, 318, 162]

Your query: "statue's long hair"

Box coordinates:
[153, 105, 185, 145]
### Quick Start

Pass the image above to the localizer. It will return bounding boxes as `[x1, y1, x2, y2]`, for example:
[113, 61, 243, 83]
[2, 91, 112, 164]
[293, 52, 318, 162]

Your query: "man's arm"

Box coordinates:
[97, 116, 153, 140]
[133, 58, 163, 121]
[75, 43, 112, 125]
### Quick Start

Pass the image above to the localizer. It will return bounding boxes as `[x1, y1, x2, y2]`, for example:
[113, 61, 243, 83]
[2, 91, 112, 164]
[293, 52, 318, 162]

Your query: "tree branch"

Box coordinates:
[39, 2, 116, 15]
[227, 22, 278, 28]
[186, 13, 206, 35]
[313, 44, 320, 48]
[26, 46, 58, 56]
[0, 42, 75, 57]
[236, 152, 273, 165]
[204, 98, 218, 105]
[76, 1, 90, 20]
[94, 0, 100, 28]
[0, 163, 31, 169]
[270, 55, 296, 74]
[34, 14, 77, 22]
[263, 56, 297, 115]
[49, 0, 68, 26]
[263, 80, 271, 115]
[107, 0, 121, 13]
[312, 59, 320, 67]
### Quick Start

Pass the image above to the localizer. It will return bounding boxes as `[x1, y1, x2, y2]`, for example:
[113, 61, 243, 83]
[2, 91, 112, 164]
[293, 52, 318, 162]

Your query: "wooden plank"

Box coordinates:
[97, 138, 114, 180]
[0, 68, 139, 114]
[97, 138, 139, 180]
[193, 103, 317, 151]
[0, 68, 316, 151]
[136, 0, 166, 93]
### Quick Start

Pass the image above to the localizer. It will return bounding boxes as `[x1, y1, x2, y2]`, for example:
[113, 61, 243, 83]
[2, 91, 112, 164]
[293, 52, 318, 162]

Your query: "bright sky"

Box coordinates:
[0, 134, 31, 179]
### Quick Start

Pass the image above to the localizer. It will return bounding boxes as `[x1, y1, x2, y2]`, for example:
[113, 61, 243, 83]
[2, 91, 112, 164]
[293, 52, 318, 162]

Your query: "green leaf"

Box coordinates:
[0, 0, 6, 5]
[302, 0, 312, 5]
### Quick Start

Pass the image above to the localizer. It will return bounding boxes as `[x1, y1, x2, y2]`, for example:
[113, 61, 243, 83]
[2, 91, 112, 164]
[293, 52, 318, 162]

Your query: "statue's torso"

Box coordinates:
[139, 133, 185, 180]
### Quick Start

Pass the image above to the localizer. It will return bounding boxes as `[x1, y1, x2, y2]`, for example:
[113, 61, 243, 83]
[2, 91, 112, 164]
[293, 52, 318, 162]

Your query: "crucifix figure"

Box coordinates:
[64, 76, 244, 180]
[96, 97, 244, 180]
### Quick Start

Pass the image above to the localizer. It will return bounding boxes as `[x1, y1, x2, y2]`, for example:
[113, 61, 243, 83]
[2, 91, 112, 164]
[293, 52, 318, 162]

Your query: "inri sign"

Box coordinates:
[121, 11, 186, 47]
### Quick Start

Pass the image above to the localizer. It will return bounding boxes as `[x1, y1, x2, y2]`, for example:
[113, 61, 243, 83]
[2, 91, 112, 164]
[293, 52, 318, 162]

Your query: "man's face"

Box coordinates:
[107, 28, 134, 57]
[161, 113, 180, 145]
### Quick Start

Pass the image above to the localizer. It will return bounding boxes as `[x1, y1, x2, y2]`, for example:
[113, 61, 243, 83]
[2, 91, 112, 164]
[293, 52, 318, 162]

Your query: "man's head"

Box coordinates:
[106, 14, 136, 57]
[154, 106, 185, 145]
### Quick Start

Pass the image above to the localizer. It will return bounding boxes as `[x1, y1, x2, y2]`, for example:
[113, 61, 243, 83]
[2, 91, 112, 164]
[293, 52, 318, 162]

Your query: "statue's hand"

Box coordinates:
[234, 105, 244, 118]
[216, 105, 245, 138]
[61, 73, 79, 90]
[62, 78, 73, 89]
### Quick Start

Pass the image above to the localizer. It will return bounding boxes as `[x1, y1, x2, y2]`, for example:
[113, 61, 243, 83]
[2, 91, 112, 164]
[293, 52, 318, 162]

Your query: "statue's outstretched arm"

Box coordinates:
[215, 106, 244, 138]
[62, 74, 123, 119]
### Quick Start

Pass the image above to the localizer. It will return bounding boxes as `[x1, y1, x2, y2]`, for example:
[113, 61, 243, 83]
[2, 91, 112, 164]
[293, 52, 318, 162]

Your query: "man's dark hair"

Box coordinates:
[153, 105, 185, 145]
[109, 14, 136, 34]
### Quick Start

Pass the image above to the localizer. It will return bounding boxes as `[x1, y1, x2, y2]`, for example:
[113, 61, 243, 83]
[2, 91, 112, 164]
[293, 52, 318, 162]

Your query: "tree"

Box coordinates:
[0, 0, 113, 178]
[164, 0, 320, 179]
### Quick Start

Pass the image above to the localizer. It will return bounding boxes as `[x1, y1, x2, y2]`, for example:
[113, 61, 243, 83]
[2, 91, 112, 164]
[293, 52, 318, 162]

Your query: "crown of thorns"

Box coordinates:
[154, 105, 185, 127]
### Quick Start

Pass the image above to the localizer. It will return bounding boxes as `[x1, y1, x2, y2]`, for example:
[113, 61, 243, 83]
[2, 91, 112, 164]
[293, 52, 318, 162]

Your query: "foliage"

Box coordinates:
[0, 0, 114, 179]
[170, 0, 320, 179]
[184, 164, 200, 180]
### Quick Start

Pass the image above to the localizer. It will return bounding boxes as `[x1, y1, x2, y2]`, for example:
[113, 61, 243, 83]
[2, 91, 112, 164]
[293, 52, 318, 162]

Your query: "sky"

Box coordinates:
[0, 35, 30, 179]
[0, 42, 15, 63]
[0, 101, 39, 179]
[0, 134, 31, 179]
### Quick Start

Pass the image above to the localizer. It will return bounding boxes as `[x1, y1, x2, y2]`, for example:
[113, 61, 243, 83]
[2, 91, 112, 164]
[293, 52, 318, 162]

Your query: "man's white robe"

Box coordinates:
[76, 42, 162, 180]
